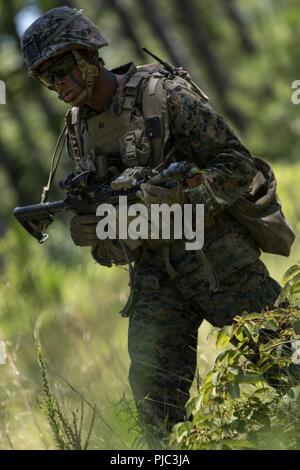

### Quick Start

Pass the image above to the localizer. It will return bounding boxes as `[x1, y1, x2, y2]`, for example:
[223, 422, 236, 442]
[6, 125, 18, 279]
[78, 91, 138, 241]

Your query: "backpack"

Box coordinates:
[134, 64, 295, 258]
[227, 157, 295, 256]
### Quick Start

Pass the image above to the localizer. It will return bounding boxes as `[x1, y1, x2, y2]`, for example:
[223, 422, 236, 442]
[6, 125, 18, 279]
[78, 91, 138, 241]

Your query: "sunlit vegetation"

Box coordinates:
[0, 0, 299, 449]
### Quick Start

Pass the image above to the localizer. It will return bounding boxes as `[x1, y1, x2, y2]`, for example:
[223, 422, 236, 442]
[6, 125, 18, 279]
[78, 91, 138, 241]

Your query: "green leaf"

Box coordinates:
[287, 387, 295, 399]
[293, 320, 300, 335]
[292, 280, 300, 295]
[243, 322, 260, 343]
[238, 372, 263, 384]
[216, 329, 230, 348]
[228, 350, 241, 365]
[263, 319, 279, 331]
[215, 349, 238, 366]
[290, 273, 300, 286]
[276, 282, 293, 305]
[227, 382, 240, 399]
[252, 410, 271, 427]
[228, 366, 240, 376]
[234, 326, 244, 342]
[252, 387, 268, 396]
[282, 264, 300, 285]
[211, 371, 221, 386]
[256, 356, 270, 368]
[234, 419, 247, 433]
[212, 396, 224, 404]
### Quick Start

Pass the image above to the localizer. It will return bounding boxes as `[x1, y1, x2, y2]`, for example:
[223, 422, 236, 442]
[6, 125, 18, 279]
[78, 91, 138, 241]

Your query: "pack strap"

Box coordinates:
[143, 75, 170, 166]
[41, 123, 67, 203]
[122, 72, 145, 124]
[65, 107, 85, 173]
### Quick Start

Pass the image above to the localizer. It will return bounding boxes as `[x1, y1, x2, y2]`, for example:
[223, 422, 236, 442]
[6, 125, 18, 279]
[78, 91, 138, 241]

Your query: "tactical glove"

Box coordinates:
[137, 182, 189, 207]
[70, 213, 142, 265]
[70, 214, 99, 246]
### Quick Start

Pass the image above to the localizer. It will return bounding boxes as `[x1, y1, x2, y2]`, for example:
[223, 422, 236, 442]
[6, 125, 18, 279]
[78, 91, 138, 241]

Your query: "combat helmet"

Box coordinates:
[21, 6, 109, 105]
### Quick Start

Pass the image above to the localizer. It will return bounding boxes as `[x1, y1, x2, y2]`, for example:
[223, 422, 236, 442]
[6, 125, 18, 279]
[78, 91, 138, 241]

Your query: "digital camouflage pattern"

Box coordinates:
[129, 248, 280, 444]
[21, 6, 109, 72]
[64, 62, 281, 445]
[165, 79, 257, 220]
[126, 77, 281, 444]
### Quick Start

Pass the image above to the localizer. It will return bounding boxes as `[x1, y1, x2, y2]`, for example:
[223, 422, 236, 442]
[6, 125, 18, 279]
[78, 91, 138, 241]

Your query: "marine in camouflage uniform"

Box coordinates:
[21, 6, 281, 447]
[127, 78, 280, 442]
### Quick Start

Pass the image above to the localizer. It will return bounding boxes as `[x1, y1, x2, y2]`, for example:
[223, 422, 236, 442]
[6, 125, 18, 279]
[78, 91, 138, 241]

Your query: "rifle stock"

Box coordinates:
[13, 200, 67, 243]
[13, 189, 137, 243]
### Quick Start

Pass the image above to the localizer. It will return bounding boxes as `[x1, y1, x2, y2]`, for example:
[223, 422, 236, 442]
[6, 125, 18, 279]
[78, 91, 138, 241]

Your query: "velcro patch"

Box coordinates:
[145, 116, 161, 139]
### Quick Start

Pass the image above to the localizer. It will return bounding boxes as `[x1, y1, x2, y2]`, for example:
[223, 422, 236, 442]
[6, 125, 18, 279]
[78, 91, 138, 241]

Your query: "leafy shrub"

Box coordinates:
[170, 264, 300, 450]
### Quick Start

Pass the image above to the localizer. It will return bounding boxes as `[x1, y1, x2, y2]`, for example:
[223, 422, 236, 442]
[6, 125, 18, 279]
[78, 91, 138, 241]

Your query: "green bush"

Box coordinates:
[170, 264, 300, 450]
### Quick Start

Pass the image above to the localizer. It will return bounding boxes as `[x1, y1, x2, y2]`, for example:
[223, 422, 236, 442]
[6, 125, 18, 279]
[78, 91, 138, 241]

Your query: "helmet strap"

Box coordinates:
[70, 50, 101, 106]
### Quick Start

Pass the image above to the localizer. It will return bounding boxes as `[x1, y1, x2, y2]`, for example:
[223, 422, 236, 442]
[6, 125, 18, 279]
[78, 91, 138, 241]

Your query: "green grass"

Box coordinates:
[0, 161, 299, 449]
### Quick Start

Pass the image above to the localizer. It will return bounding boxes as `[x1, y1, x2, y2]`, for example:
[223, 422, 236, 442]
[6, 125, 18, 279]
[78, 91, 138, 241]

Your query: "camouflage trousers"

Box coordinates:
[126, 247, 281, 446]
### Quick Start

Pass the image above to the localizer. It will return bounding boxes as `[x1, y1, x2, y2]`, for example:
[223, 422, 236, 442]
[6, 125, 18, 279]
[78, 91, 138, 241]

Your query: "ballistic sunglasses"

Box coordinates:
[33, 52, 77, 87]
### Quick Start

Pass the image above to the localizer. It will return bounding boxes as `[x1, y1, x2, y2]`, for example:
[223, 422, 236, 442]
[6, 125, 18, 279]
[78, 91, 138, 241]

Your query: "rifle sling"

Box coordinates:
[41, 124, 67, 203]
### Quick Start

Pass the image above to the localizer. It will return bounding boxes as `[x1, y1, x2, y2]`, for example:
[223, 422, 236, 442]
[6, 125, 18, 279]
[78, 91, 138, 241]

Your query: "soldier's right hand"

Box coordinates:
[70, 214, 99, 246]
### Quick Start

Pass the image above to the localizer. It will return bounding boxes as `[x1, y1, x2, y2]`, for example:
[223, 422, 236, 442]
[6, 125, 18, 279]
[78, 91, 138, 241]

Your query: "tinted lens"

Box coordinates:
[35, 53, 76, 87]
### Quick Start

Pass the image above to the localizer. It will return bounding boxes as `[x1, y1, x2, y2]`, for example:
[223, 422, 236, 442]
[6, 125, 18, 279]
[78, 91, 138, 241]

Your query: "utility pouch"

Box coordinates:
[228, 157, 295, 256]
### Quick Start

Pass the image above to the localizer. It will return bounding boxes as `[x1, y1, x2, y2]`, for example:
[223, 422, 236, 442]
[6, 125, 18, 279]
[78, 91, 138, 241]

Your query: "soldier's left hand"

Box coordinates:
[137, 182, 188, 207]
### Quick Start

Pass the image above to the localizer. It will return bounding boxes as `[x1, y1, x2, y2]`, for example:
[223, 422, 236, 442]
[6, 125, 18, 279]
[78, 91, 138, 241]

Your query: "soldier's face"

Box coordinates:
[36, 53, 86, 103]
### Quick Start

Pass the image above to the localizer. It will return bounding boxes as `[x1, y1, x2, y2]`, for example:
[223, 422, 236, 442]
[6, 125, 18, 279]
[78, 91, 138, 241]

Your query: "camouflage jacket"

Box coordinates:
[164, 73, 261, 283]
[66, 62, 261, 283]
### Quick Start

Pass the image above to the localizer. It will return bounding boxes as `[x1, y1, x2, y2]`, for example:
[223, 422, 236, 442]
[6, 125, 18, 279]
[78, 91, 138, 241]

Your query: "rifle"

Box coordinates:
[13, 161, 193, 243]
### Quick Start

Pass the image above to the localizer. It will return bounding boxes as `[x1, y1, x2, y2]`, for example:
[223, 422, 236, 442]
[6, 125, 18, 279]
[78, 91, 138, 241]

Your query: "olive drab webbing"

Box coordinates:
[66, 108, 85, 173]
[68, 50, 101, 107]
[65, 63, 174, 272]
[40, 124, 67, 204]
[52, 57, 294, 284]
[64, 63, 222, 288]
[65, 62, 201, 176]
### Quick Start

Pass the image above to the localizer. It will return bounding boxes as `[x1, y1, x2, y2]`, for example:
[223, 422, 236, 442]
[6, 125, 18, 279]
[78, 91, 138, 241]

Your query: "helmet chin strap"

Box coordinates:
[69, 50, 101, 106]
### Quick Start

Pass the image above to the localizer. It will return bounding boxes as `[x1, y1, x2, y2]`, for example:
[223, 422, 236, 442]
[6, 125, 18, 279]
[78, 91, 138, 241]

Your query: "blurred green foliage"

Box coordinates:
[0, 0, 299, 450]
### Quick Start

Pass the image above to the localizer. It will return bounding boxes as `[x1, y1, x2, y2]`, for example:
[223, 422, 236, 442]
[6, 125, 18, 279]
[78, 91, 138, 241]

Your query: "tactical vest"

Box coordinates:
[65, 63, 190, 280]
[65, 63, 175, 181]
[65, 62, 295, 273]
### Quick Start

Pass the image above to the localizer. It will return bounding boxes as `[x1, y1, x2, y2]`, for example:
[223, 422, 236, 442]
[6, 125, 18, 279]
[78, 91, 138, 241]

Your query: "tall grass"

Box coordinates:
[0, 161, 299, 449]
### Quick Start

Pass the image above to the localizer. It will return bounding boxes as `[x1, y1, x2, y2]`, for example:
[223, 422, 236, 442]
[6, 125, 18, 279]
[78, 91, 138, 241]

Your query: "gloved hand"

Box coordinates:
[137, 182, 189, 207]
[70, 214, 99, 246]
